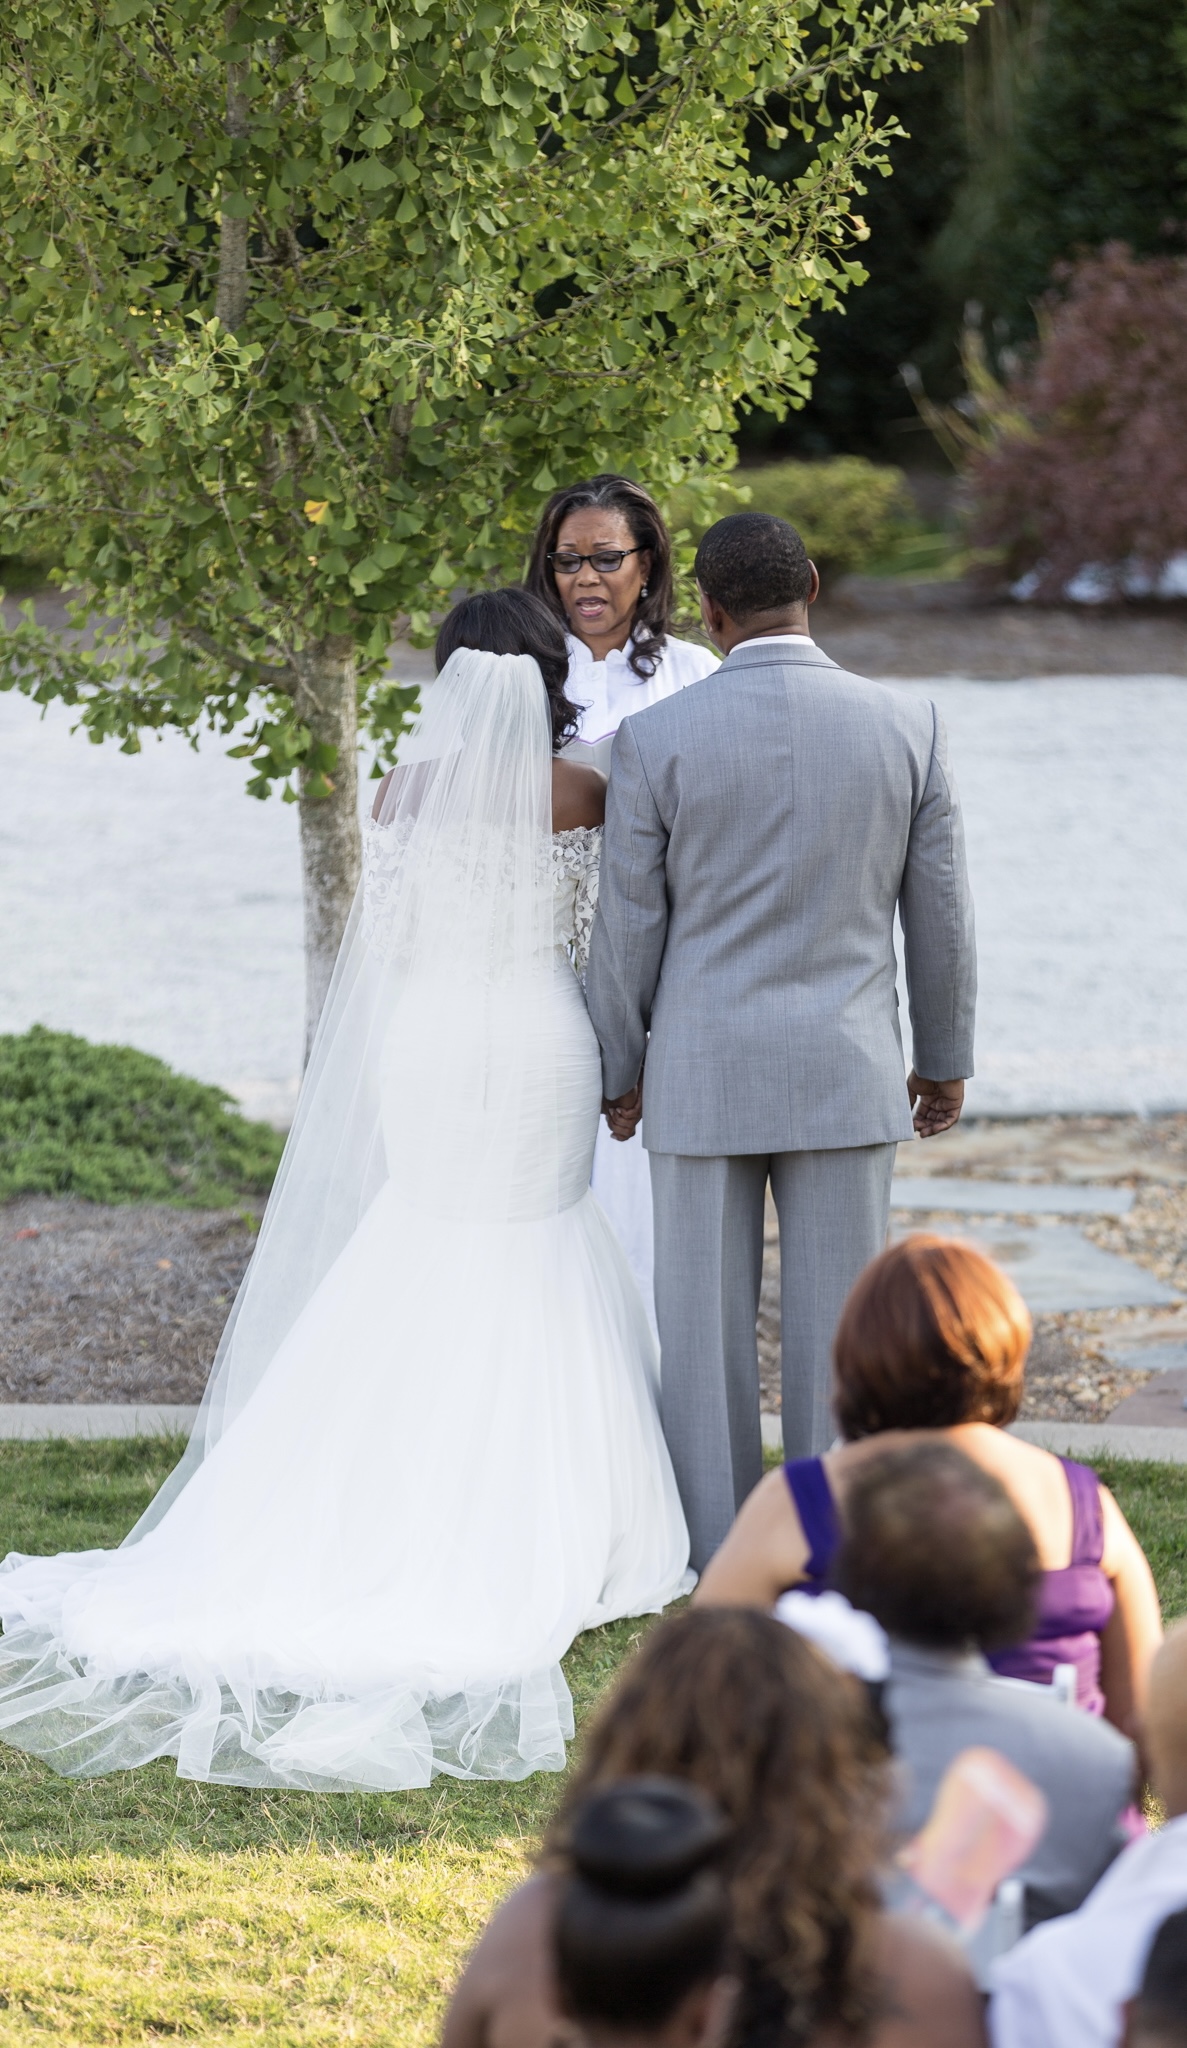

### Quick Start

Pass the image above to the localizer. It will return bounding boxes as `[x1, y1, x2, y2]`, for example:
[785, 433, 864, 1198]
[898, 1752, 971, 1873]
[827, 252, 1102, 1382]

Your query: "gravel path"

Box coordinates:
[816, 595, 1187, 680]
[1, 1116, 1183, 1416]
[0, 1198, 257, 1403]
[759, 1114, 1187, 1425]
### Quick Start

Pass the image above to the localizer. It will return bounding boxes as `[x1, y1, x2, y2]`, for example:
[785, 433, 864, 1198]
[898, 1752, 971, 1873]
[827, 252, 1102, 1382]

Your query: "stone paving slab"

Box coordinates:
[1011, 1419, 1187, 1463]
[760, 1415, 1187, 1462]
[0, 1405, 196, 1440]
[1106, 1341, 1187, 1376]
[892, 1219, 1180, 1314]
[890, 1179, 1135, 1217]
[1100, 1371, 1187, 1429]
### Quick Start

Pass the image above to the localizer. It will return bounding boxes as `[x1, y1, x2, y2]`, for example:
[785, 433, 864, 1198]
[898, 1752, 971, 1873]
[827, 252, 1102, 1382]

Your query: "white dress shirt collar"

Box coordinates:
[729, 632, 817, 654]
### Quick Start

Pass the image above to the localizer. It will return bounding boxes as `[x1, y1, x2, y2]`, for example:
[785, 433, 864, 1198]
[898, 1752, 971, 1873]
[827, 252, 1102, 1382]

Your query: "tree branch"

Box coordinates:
[178, 624, 293, 690]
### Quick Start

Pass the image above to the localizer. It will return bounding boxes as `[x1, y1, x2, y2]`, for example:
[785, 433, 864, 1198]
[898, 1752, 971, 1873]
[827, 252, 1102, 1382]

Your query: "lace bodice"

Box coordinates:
[550, 826, 602, 979]
[361, 816, 601, 977]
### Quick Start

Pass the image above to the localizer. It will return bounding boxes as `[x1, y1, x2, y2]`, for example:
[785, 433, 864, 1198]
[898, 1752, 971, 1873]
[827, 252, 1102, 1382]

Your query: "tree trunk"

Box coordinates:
[291, 636, 362, 1060]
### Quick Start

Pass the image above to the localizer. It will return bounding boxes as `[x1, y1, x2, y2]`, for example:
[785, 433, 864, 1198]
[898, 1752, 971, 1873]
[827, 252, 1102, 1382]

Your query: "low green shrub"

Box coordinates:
[665, 456, 916, 576]
[0, 1025, 284, 1207]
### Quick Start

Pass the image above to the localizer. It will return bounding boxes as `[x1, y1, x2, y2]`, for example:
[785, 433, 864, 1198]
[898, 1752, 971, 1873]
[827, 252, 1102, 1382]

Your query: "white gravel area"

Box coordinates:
[1, 672, 1185, 1123]
[889, 676, 1187, 1117]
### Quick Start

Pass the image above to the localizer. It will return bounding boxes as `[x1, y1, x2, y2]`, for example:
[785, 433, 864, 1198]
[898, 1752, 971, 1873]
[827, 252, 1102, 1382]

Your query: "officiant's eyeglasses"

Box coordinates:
[548, 546, 644, 576]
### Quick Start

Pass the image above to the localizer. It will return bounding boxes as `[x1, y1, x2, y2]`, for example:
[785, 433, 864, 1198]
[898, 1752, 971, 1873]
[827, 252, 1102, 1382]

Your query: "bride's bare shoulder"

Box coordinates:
[551, 758, 606, 833]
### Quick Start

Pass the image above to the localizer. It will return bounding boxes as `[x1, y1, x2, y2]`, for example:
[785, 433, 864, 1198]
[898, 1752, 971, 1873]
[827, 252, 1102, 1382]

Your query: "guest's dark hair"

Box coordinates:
[1133, 1906, 1187, 2045]
[543, 1608, 887, 2045]
[694, 512, 813, 619]
[832, 1234, 1032, 1439]
[525, 473, 674, 681]
[833, 1441, 1041, 1654]
[434, 587, 580, 752]
[554, 1778, 731, 2031]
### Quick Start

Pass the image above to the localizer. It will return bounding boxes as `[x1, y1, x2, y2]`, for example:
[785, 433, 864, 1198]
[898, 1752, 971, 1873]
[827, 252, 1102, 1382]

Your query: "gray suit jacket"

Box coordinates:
[585, 639, 977, 1156]
[885, 1642, 1135, 1926]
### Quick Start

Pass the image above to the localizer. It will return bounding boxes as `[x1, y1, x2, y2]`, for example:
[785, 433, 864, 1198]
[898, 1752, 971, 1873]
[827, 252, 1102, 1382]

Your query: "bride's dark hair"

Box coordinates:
[435, 588, 580, 753]
[525, 474, 675, 682]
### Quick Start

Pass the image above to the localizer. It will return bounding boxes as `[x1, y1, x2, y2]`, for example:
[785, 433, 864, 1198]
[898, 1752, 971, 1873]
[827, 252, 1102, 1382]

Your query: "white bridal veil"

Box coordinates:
[0, 644, 690, 1789]
[136, 645, 561, 1533]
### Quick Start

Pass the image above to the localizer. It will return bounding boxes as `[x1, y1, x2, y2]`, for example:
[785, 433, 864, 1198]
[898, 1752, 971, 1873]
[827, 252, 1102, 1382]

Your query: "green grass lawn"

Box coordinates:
[0, 1442, 1181, 2044]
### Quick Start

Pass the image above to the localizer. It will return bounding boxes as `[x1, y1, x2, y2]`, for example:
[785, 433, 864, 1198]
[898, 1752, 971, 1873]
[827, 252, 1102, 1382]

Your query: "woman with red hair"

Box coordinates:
[696, 1234, 1161, 1738]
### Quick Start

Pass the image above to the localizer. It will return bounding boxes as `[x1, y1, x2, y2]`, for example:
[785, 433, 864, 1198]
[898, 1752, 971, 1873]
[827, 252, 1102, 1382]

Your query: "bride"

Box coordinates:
[0, 589, 691, 1792]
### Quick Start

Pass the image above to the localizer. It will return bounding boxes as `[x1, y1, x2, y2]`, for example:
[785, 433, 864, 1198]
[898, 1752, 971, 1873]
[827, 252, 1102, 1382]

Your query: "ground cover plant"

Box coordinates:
[0, 1439, 1180, 2043]
[0, 1027, 284, 1208]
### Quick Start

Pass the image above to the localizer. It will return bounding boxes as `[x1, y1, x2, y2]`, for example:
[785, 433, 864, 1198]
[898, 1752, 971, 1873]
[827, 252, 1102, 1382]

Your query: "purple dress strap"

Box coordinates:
[782, 1457, 839, 1593]
[988, 1457, 1113, 1713]
[1062, 1454, 1105, 1565]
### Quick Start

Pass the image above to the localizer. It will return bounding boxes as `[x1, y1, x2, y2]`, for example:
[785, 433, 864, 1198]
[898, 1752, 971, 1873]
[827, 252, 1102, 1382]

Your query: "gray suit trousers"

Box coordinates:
[650, 1143, 896, 1570]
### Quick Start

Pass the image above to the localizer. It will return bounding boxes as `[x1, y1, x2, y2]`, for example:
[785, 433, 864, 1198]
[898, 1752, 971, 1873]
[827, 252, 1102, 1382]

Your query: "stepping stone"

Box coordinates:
[1012, 1420, 1187, 1463]
[1106, 1341, 1187, 1376]
[891, 1219, 1180, 1314]
[1105, 1370, 1187, 1429]
[891, 1179, 1134, 1217]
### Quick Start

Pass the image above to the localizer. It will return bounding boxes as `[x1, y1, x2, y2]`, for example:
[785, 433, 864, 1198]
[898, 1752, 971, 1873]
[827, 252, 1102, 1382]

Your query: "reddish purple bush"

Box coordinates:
[970, 244, 1187, 598]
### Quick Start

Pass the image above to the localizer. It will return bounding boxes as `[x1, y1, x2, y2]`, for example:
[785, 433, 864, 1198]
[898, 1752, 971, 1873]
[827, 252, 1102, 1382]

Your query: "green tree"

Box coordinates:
[0, 0, 978, 1047]
[952, 0, 1187, 339]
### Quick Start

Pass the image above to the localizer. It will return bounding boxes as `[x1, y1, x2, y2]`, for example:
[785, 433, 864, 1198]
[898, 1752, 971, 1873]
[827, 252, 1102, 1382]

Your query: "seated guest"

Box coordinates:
[552, 1778, 736, 2048]
[833, 1440, 1137, 1926]
[440, 1608, 986, 2048]
[989, 1622, 1187, 2048]
[1127, 1907, 1187, 2048]
[696, 1234, 1162, 1734]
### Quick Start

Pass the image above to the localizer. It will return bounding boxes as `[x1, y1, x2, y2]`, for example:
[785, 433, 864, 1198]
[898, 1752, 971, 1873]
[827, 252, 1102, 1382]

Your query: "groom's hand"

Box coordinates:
[908, 1072, 965, 1138]
[603, 1082, 643, 1142]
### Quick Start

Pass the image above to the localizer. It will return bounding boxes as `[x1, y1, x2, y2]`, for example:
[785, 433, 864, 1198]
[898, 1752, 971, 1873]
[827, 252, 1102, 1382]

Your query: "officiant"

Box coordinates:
[526, 474, 718, 774]
[526, 474, 717, 1325]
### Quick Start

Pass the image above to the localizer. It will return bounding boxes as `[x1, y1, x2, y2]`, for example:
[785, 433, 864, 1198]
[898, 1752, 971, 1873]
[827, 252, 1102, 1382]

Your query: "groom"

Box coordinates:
[585, 512, 976, 1569]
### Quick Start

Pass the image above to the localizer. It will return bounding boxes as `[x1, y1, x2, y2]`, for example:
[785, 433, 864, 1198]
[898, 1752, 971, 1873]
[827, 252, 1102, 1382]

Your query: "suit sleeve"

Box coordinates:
[584, 716, 670, 1102]
[899, 704, 977, 1081]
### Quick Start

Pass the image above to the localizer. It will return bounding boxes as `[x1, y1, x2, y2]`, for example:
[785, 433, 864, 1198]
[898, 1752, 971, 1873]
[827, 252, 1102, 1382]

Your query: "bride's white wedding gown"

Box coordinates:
[0, 649, 691, 1791]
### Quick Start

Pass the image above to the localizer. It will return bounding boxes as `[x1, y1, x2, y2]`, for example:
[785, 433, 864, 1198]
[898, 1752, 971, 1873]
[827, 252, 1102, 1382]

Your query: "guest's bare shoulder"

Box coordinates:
[868, 1912, 987, 2048]
[551, 759, 606, 832]
[439, 1875, 569, 2048]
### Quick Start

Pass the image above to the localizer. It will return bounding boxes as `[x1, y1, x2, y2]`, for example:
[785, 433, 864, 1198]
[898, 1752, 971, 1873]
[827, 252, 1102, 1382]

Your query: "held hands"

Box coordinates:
[907, 1071, 965, 1139]
[602, 1080, 643, 1142]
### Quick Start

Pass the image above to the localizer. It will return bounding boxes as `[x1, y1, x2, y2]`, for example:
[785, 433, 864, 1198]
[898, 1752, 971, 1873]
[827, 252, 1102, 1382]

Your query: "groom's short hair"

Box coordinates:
[695, 513, 812, 620]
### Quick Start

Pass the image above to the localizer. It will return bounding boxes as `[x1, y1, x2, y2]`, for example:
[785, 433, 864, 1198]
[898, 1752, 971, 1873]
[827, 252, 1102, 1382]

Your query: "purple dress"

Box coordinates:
[783, 1452, 1114, 1714]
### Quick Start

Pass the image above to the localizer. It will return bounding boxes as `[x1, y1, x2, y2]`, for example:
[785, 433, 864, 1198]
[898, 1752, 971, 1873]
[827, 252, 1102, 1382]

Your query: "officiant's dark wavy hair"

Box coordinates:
[435, 588, 581, 752]
[526, 474, 675, 682]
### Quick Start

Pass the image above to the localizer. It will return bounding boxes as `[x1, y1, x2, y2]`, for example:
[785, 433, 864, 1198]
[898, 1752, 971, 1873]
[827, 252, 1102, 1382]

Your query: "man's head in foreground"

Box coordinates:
[833, 1439, 1040, 1655]
[694, 513, 819, 654]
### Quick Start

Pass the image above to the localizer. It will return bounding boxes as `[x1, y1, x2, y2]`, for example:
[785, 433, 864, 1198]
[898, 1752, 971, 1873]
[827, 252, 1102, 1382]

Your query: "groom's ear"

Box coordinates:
[698, 581, 727, 646]
[807, 561, 821, 606]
